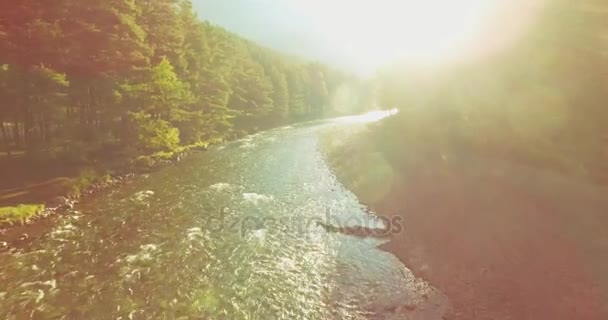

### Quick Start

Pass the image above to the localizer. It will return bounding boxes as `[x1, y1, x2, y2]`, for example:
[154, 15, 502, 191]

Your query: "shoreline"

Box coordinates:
[0, 116, 348, 238]
[0, 142, 212, 230]
[0, 118, 327, 233]
[319, 124, 608, 320]
[0, 143, 217, 250]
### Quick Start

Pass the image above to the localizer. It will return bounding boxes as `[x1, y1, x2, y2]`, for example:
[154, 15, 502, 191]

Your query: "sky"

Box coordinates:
[192, 0, 545, 75]
[192, 1, 339, 65]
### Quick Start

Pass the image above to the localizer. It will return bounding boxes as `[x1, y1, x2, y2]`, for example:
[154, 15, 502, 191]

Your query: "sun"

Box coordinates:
[290, 0, 504, 74]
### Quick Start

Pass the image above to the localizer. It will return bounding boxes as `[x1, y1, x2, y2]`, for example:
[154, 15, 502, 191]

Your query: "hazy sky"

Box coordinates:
[192, 1, 336, 65]
[192, 0, 543, 74]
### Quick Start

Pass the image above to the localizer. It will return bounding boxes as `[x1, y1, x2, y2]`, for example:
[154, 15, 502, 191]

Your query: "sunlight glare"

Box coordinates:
[334, 109, 399, 124]
[288, 0, 501, 73]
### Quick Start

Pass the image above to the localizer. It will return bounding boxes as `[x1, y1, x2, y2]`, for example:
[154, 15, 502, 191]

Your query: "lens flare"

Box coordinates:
[288, 0, 544, 74]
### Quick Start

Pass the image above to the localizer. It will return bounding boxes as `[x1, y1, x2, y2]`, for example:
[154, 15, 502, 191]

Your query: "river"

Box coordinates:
[0, 112, 448, 319]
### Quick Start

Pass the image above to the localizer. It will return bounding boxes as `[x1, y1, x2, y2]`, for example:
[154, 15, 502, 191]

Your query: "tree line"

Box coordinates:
[0, 0, 358, 164]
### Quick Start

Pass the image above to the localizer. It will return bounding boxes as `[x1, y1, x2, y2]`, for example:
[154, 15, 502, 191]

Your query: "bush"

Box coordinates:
[66, 168, 111, 196]
[0, 204, 45, 224]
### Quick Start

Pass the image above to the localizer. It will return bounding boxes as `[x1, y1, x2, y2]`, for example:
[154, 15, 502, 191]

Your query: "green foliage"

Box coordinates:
[0, 204, 46, 225]
[67, 168, 111, 196]
[129, 111, 181, 152]
[149, 58, 193, 118]
[0, 0, 359, 165]
[268, 66, 289, 121]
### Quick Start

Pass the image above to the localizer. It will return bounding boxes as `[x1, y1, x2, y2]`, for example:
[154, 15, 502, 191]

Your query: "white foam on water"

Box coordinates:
[125, 253, 151, 263]
[43, 280, 57, 290]
[35, 289, 44, 303]
[19, 280, 57, 290]
[187, 227, 202, 233]
[50, 223, 78, 238]
[208, 183, 232, 192]
[123, 243, 159, 264]
[239, 142, 256, 149]
[278, 257, 296, 271]
[186, 227, 204, 241]
[140, 244, 158, 251]
[132, 190, 155, 202]
[242, 193, 274, 205]
[251, 228, 267, 241]
[63, 223, 77, 230]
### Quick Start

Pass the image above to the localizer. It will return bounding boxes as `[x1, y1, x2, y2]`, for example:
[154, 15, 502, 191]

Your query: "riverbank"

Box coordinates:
[0, 141, 213, 227]
[0, 115, 348, 227]
[320, 122, 608, 320]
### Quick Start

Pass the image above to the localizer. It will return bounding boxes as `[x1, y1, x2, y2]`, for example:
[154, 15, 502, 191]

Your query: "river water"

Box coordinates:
[0, 113, 448, 319]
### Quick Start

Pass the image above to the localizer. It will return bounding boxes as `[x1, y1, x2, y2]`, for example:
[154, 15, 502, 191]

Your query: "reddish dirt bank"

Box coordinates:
[374, 157, 608, 320]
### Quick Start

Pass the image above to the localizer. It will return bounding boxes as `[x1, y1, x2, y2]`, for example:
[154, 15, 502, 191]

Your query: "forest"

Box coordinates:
[0, 0, 361, 167]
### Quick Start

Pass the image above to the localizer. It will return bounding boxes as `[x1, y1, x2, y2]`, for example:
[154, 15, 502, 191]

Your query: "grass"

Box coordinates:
[0, 204, 46, 225]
